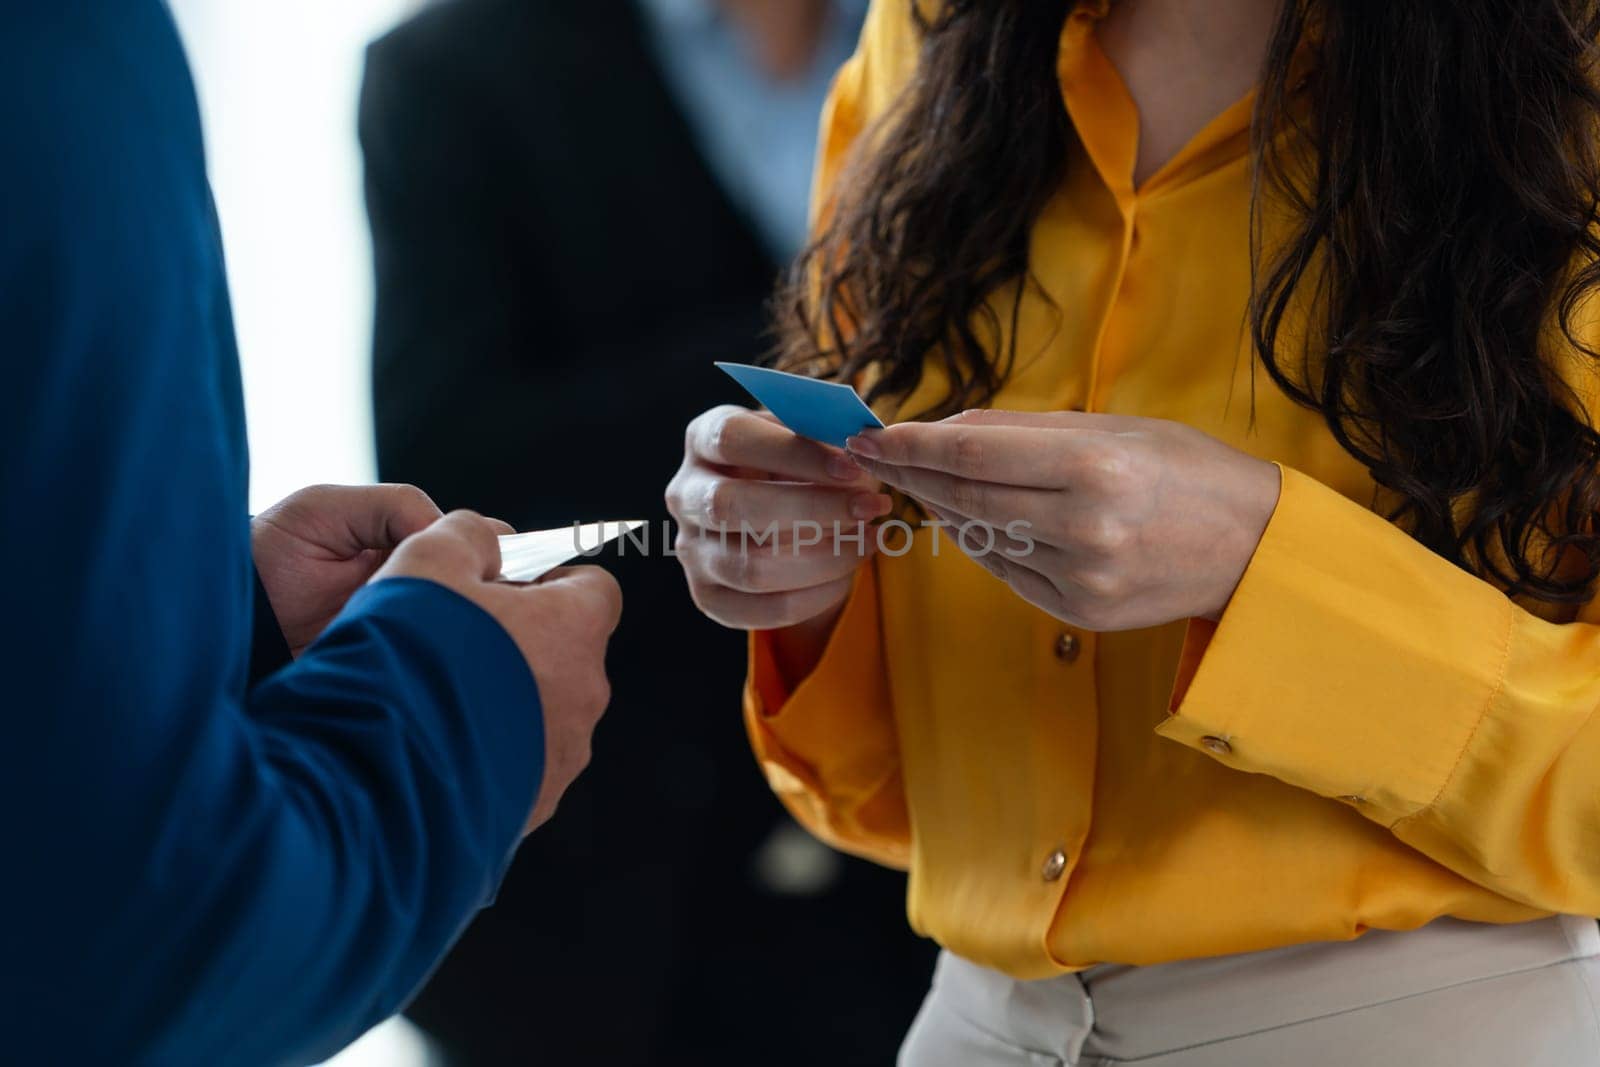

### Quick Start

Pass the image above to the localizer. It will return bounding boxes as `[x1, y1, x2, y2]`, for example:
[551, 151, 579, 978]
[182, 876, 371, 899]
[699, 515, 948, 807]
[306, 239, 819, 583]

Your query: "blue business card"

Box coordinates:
[715, 362, 884, 448]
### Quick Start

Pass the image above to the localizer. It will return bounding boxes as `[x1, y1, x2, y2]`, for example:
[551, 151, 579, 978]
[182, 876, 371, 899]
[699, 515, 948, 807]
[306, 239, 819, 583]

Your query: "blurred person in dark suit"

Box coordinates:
[358, 0, 935, 1063]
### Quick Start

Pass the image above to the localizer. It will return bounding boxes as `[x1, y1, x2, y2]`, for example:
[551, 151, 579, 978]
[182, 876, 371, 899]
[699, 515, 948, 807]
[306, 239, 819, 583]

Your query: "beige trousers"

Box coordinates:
[899, 917, 1600, 1066]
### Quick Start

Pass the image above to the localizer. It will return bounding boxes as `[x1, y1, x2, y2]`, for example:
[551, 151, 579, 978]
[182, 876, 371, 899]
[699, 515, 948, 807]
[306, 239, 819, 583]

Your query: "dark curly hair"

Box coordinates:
[774, 0, 1600, 604]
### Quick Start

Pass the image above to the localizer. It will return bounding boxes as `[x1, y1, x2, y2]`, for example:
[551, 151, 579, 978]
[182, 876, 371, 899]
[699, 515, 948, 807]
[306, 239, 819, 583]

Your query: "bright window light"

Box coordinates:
[169, 0, 419, 512]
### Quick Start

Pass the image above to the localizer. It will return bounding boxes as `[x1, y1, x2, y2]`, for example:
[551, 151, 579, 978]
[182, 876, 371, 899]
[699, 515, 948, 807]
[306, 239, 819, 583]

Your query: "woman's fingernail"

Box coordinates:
[850, 492, 893, 520]
[846, 433, 882, 459]
[827, 453, 863, 481]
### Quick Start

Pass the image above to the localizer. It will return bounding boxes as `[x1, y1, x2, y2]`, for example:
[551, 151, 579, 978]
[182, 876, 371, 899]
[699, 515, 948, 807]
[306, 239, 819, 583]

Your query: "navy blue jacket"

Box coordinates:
[0, 3, 544, 1062]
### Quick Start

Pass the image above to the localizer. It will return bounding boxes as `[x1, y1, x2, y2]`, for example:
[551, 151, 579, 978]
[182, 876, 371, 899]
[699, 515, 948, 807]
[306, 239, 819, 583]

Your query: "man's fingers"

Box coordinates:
[265, 483, 443, 554]
[484, 517, 517, 537]
[537, 566, 624, 634]
[429, 510, 505, 580]
[328, 483, 441, 548]
[375, 484, 446, 543]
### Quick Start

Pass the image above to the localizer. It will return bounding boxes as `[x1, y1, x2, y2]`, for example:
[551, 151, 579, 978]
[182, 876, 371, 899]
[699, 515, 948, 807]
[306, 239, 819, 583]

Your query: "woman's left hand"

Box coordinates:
[844, 410, 1281, 631]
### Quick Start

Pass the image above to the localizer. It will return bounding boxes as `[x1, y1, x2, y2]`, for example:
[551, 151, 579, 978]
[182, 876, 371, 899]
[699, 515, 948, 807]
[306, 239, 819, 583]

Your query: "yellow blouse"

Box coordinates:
[742, 0, 1600, 980]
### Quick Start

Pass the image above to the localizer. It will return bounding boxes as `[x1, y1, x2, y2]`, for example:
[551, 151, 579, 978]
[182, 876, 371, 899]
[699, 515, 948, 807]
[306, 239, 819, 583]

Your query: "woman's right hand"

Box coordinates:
[666, 405, 889, 633]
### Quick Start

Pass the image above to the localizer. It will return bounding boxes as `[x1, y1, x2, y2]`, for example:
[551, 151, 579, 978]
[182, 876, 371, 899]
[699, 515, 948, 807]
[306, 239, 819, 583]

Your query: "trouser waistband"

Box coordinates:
[931, 916, 1600, 1062]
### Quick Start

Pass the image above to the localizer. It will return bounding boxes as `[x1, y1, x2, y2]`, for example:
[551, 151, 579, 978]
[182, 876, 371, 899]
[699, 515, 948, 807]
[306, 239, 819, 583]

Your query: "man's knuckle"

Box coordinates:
[397, 534, 450, 570]
[580, 597, 614, 637]
[592, 574, 623, 621]
[567, 737, 593, 777]
[394, 482, 430, 505]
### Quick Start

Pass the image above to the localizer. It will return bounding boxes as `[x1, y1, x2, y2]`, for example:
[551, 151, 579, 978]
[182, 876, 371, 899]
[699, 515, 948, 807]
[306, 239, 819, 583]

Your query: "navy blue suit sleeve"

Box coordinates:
[0, 5, 543, 1064]
[250, 566, 296, 686]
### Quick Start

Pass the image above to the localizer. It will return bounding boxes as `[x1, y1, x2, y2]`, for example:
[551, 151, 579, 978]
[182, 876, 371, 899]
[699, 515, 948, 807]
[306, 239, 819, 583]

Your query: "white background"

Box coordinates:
[168, 0, 416, 513]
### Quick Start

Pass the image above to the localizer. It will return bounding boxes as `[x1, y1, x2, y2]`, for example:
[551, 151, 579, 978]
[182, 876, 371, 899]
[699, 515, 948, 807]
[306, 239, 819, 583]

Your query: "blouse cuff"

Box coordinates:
[744, 565, 900, 811]
[1157, 465, 1515, 827]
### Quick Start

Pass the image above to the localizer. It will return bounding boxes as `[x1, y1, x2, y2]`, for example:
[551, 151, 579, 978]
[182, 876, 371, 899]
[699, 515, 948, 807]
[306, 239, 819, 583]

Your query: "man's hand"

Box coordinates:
[252, 484, 444, 655]
[372, 514, 623, 833]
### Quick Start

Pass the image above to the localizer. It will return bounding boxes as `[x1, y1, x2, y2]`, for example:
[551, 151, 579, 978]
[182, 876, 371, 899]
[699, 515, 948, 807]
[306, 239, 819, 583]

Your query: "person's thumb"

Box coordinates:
[379, 509, 504, 584]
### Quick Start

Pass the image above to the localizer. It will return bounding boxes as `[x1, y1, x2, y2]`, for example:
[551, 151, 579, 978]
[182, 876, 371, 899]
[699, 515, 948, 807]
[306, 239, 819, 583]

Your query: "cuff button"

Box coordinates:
[1041, 848, 1068, 882]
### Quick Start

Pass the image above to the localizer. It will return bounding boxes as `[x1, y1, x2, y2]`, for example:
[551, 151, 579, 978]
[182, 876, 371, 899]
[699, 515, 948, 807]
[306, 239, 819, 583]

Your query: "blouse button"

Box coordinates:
[1053, 631, 1081, 663]
[1199, 735, 1233, 757]
[1041, 849, 1068, 882]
